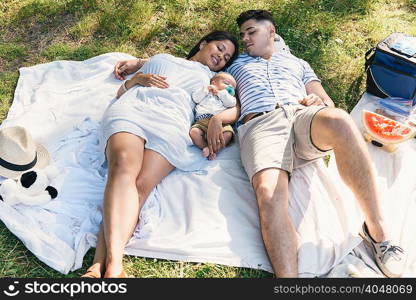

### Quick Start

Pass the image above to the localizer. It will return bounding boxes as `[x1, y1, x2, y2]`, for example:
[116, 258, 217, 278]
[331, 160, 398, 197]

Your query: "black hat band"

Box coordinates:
[0, 153, 37, 172]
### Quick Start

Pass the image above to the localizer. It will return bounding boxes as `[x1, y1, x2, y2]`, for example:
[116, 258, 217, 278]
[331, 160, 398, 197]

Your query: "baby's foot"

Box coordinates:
[202, 147, 210, 158]
[208, 152, 217, 160]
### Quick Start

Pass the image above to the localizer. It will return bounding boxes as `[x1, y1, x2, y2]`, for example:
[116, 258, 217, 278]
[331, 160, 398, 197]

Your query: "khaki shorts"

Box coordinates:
[191, 117, 235, 136]
[237, 104, 330, 182]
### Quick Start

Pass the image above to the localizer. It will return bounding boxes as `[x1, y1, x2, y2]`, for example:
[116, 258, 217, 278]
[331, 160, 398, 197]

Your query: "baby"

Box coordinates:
[189, 72, 237, 160]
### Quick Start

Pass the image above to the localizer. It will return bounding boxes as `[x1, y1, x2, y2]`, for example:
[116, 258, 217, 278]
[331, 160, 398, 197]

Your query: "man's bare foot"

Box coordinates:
[202, 147, 210, 158]
[208, 152, 216, 160]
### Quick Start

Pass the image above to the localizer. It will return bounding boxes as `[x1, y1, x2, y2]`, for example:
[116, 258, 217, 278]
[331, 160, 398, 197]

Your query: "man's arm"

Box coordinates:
[206, 98, 241, 154]
[305, 81, 335, 107]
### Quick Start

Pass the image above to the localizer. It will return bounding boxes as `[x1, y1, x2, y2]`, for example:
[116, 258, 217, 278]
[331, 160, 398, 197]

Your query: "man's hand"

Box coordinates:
[298, 93, 326, 106]
[114, 59, 145, 80]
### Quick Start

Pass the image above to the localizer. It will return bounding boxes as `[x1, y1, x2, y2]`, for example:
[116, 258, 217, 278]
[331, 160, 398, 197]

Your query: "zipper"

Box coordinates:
[369, 64, 416, 98]
[369, 67, 390, 97]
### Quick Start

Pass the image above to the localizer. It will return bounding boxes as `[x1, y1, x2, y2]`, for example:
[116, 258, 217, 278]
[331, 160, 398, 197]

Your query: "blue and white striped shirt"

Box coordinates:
[227, 51, 321, 123]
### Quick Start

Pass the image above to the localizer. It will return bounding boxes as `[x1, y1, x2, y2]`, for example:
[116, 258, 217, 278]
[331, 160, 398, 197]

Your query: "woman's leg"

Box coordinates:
[83, 134, 174, 278]
[104, 147, 174, 277]
[136, 149, 174, 213]
[82, 132, 144, 278]
[104, 149, 173, 277]
[81, 223, 106, 277]
[102, 132, 145, 277]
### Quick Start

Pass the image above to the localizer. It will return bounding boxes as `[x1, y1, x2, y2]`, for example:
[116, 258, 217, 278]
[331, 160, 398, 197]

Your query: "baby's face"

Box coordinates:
[210, 73, 236, 91]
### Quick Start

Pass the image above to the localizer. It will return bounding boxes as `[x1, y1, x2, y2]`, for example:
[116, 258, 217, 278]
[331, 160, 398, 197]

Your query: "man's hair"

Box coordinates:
[236, 10, 276, 27]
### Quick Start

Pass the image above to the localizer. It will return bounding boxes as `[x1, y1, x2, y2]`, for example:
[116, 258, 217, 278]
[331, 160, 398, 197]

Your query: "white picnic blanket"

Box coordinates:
[344, 93, 416, 277]
[0, 53, 414, 277]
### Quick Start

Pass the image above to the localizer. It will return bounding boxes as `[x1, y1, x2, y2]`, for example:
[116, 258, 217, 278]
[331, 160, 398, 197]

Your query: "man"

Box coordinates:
[226, 10, 405, 277]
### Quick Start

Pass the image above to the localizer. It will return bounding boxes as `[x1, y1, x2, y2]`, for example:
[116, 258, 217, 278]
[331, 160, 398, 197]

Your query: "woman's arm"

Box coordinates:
[116, 72, 169, 98]
[206, 98, 241, 154]
[113, 58, 149, 80]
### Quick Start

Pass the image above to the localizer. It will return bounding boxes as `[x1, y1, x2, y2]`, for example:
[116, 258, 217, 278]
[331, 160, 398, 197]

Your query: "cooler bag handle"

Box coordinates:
[365, 47, 376, 62]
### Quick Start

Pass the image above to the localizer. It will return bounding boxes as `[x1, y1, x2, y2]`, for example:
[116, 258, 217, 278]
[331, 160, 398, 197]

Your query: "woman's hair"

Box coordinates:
[186, 30, 239, 69]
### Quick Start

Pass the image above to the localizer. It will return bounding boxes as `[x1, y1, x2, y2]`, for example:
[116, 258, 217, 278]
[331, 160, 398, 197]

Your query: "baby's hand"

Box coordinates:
[208, 152, 217, 160]
[207, 85, 218, 96]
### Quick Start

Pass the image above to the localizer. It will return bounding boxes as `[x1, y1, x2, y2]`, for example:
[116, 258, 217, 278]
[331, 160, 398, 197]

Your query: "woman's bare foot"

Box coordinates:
[103, 262, 125, 278]
[81, 263, 105, 278]
[202, 147, 210, 158]
[104, 268, 133, 278]
[118, 270, 134, 278]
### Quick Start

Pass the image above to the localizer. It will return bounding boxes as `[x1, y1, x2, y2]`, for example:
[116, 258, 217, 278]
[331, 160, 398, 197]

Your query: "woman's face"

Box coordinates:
[195, 40, 236, 71]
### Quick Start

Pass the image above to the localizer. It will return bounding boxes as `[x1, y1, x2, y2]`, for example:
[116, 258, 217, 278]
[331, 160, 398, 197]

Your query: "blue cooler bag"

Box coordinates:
[365, 33, 416, 101]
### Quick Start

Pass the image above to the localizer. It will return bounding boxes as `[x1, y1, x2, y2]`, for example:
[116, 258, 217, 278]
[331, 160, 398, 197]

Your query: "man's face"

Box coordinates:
[239, 19, 275, 57]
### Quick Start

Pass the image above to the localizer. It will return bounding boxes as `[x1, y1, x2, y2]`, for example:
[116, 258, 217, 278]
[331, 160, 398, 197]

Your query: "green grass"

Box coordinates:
[0, 0, 415, 278]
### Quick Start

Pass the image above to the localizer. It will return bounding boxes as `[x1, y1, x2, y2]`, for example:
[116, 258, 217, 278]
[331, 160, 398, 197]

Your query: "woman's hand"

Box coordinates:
[132, 73, 169, 88]
[116, 72, 169, 98]
[114, 59, 145, 80]
[206, 115, 225, 155]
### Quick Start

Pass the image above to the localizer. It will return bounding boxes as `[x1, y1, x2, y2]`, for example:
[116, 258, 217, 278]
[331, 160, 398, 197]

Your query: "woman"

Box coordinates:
[82, 31, 239, 278]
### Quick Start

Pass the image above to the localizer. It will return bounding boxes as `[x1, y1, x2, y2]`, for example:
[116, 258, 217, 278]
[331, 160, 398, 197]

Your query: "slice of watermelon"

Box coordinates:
[362, 110, 416, 145]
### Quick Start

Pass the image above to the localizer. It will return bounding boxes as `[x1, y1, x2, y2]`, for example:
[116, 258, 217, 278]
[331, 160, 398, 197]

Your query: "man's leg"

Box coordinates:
[252, 168, 298, 277]
[310, 107, 387, 241]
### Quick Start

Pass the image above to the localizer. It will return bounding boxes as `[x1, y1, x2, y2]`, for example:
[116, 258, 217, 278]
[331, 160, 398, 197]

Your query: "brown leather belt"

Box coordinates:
[242, 103, 280, 124]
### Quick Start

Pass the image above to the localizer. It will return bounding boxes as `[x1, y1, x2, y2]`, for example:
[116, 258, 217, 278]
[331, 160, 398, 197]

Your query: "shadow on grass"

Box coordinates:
[4, 0, 171, 59]
[345, 73, 365, 112]
[4, 0, 386, 67]
[315, 0, 379, 16]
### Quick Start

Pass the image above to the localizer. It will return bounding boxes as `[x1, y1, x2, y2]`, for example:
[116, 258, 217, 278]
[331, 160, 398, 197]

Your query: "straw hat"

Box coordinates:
[0, 126, 50, 179]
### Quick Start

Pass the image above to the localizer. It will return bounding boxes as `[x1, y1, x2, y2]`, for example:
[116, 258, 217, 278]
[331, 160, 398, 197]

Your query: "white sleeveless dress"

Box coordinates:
[100, 54, 214, 171]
